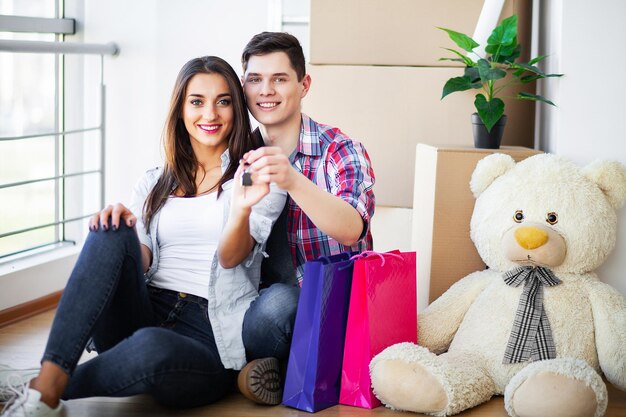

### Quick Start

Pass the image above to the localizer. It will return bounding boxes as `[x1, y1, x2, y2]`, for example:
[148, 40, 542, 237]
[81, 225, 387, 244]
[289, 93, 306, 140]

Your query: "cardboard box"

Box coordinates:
[302, 65, 535, 208]
[411, 144, 541, 309]
[309, 0, 532, 66]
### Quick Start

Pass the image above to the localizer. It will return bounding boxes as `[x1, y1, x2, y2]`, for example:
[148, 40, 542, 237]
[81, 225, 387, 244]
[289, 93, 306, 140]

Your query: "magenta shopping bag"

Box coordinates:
[282, 252, 356, 413]
[339, 251, 417, 408]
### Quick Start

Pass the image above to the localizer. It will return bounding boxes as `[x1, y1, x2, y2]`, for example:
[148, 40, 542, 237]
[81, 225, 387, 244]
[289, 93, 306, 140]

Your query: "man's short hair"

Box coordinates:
[242, 32, 306, 81]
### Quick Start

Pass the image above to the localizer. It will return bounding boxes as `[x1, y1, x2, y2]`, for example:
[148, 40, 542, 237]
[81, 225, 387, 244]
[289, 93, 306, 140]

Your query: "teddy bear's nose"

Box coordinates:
[514, 226, 549, 250]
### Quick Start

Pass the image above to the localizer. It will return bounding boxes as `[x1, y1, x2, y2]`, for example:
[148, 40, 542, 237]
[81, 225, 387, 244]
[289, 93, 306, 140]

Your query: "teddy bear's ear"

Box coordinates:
[582, 160, 626, 210]
[470, 153, 516, 198]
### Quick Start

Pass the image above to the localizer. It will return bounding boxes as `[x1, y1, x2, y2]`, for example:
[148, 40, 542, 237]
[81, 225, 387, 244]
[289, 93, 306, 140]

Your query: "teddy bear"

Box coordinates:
[369, 153, 626, 417]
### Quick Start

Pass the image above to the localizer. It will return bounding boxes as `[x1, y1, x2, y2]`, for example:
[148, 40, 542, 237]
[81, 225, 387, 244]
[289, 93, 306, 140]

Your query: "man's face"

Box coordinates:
[242, 51, 310, 129]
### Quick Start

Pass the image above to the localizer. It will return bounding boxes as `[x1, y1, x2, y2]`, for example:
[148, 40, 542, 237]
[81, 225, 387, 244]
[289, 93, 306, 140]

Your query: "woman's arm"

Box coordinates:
[218, 206, 255, 269]
[218, 163, 271, 268]
[140, 244, 153, 273]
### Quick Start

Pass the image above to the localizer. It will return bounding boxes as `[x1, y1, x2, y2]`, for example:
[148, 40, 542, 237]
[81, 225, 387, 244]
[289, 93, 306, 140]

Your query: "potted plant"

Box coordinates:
[438, 15, 562, 149]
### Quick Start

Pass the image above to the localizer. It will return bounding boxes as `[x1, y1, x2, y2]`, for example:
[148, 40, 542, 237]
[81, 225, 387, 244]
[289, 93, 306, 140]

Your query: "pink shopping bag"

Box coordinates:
[339, 250, 417, 408]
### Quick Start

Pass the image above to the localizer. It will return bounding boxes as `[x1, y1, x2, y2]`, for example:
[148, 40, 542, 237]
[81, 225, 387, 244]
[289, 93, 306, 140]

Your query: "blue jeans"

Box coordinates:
[242, 283, 300, 361]
[42, 222, 235, 408]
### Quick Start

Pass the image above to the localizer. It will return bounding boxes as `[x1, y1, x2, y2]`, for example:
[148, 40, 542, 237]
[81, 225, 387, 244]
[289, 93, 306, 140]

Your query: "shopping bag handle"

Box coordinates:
[318, 251, 354, 264]
[319, 256, 332, 264]
[349, 250, 403, 266]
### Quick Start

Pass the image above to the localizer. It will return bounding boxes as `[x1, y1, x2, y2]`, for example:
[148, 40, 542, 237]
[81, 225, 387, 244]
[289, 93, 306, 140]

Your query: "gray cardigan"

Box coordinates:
[130, 152, 286, 370]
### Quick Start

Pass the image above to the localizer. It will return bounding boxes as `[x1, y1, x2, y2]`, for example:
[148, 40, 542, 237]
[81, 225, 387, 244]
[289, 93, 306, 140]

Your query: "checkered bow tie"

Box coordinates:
[502, 266, 562, 364]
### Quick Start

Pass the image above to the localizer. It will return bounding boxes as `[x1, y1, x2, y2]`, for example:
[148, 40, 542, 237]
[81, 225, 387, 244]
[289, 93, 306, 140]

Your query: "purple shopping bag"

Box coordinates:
[282, 252, 356, 412]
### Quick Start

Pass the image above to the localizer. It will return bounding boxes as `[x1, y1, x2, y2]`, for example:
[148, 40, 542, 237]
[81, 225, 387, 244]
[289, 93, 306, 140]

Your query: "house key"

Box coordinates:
[241, 165, 252, 197]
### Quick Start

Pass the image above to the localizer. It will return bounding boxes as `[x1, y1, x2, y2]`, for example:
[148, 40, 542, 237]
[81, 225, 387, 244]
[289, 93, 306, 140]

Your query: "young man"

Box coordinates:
[237, 32, 375, 405]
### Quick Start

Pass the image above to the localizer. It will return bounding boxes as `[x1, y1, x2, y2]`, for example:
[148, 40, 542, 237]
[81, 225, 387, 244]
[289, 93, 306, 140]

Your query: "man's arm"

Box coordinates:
[288, 170, 364, 245]
[245, 146, 370, 246]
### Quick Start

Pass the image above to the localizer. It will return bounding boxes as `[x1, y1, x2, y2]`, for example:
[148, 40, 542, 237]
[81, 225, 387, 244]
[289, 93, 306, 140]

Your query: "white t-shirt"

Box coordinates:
[150, 192, 223, 298]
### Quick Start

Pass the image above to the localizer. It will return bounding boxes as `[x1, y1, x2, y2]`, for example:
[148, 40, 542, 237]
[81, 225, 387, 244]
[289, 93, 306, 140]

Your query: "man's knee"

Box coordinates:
[243, 284, 299, 340]
[250, 283, 299, 320]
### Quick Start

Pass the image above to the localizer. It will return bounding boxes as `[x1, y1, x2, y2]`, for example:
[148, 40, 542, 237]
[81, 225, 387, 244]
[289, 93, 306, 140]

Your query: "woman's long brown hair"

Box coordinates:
[142, 56, 261, 230]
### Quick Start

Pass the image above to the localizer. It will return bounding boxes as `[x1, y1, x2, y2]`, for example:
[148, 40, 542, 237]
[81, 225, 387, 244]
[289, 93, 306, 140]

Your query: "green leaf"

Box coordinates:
[439, 58, 466, 63]
[440, 47, 476, 66]
[519, 74, 543, 83]
[486, 40, 521, 63]
[529, 55, 547, 65]
[497, 43, 521, 63]
[475, 94, 505, 132]
[477, 59, 506, 82]
[510, 62, 546, 76]
[441, 76, 483, 99]
[485, 36, 517, 55]
[487, 15, 518, 47]
[464, 67, 481, 83]
[519, 73, 563, 84]
[438, 27, 479, 52]
[512, 58, 563, 77]
[517, 92, 556, 106]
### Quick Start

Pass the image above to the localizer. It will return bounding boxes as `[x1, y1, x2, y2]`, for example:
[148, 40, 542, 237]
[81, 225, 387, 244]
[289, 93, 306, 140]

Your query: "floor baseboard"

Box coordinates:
[0, 291, 62, 328]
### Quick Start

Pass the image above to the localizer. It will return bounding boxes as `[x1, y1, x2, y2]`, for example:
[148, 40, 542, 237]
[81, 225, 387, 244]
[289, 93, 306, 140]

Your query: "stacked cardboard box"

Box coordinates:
[304, 1, 537, 307]
[311, 0, 489, 67]
[304, 0, 534, 208]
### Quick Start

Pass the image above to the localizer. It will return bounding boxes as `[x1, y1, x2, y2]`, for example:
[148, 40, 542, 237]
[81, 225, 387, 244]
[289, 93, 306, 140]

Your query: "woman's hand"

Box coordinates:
[230, 160, 270, 215]
[88, 203, 136, 231]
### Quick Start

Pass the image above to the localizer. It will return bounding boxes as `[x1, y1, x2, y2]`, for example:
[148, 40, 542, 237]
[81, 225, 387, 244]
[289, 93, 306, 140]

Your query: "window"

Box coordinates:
[269, 0, 310, 59]
[0, 1, 116, 260]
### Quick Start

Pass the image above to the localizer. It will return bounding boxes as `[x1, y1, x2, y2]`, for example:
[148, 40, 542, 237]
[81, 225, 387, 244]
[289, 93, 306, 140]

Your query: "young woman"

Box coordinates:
[1, 56, 286, 417]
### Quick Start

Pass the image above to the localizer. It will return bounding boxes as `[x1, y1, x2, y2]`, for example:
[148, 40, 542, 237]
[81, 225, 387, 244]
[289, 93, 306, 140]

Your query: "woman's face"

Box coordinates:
[182, 72, 234, 154]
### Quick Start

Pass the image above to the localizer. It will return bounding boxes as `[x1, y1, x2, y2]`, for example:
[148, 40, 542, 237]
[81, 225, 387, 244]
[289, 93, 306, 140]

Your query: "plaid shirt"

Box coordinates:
[287, 114, 375, 283]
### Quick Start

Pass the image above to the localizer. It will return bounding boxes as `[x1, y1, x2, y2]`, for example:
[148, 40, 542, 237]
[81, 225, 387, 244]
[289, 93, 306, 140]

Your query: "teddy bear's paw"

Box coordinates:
[370, 358, 447, 414]
[505, 358, 607, 417]
[370, 343, 449, 414]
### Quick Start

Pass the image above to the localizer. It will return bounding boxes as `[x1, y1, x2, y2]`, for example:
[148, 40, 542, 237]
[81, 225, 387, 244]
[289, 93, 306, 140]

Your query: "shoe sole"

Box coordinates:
[238, 358, 282, 405]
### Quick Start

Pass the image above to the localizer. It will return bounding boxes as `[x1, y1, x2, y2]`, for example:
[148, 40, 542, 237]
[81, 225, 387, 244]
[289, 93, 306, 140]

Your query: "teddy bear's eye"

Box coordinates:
[513, 210, 524, 223]
[546, 212, 558, 225]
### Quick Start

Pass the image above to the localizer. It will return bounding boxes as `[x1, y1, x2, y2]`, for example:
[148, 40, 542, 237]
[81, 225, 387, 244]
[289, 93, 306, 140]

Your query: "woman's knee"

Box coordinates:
[128, 328, 234, 408]
[82, 221, 140, 264]
[88, 220, 138, 245]
[124, 328, 179, 368]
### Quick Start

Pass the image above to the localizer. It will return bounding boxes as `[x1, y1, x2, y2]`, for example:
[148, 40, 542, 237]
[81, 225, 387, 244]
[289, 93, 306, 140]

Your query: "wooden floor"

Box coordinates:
[1, 310, 624, 417]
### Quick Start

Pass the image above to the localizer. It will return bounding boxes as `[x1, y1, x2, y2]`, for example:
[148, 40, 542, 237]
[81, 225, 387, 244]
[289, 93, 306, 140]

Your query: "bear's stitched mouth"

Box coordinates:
[515, 255, 548, 268]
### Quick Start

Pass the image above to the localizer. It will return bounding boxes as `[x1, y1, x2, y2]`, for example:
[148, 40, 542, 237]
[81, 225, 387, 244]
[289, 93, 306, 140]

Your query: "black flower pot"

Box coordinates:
[471, 113, 507, 149]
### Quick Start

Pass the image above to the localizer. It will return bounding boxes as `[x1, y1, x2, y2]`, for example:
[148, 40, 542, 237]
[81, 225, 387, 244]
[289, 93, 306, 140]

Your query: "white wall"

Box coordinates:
[83, 0, 273, 204]
[537, 0, 626, 296]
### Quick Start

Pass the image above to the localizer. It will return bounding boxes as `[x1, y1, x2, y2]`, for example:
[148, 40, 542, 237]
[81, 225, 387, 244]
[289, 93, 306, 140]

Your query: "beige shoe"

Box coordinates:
[237, 358, 282, 405]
